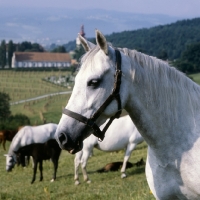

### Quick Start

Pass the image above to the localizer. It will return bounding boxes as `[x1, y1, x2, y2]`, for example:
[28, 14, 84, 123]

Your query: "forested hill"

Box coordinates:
[104, 18, 200, 60]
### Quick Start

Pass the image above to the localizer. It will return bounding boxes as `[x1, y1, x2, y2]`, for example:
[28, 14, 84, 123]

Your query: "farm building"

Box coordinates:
[11, 52, 72, 68]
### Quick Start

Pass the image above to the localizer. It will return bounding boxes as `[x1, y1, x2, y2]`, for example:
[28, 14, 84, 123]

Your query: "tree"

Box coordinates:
[51, 45, 66, 53]
[182, 43, 200, 71]
[157, 49, 168, 60]
[18, 41, 44, 52]
[73, 45, 85, 61]
[8, 40, 15, 68]
[0, 40, 7, 68]
[5, 114, 30, 130]
[173, 43, 200, 73]
[0, 92, 11, 122]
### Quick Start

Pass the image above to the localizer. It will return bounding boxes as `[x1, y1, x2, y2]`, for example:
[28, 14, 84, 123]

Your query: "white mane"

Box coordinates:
[80, 44, 200, 127]
[121, 48, 200, 127]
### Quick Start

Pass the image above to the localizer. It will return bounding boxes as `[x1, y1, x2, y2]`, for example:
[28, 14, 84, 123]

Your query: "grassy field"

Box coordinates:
[0, 142, 153, 200]
[188, 73, 200, 84]
[1, 70, 200, 199]
[0, 70, 73, 124]
[0, 70, 72, 102]
[0, 70, 154, 199]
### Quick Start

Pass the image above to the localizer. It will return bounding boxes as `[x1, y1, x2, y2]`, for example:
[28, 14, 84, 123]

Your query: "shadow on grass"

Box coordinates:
[129, 166, 145, 175]
[56, 164, 145, 181]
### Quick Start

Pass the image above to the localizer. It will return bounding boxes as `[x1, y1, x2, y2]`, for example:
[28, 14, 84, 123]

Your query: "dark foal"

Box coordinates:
[15, 139, 61, 184]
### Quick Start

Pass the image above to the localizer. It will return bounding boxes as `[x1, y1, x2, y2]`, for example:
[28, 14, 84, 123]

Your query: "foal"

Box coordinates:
[15, 139, 61, 184]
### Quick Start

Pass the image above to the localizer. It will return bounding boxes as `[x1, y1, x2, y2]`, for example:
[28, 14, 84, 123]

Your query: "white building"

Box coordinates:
[12, 52, 72, 68]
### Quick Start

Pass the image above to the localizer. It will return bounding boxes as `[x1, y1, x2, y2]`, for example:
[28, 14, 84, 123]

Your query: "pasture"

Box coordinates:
[0, 141, 153, 200]
[0, 70, 153, 199]
[0, 70, 72, 124]
[0, 70, 200, 199]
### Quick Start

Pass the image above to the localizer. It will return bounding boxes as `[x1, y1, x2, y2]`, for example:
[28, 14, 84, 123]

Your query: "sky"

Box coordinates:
[0, 0, 200, 18]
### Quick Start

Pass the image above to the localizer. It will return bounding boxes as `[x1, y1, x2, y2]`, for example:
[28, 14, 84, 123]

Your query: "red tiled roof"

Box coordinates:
[14, 52, 71, 62]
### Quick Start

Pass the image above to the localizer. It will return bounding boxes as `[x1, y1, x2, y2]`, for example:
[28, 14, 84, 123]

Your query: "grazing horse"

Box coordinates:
[74, 115, 144, 185]
[5, 123, 58, 172]
[0, 129, 18, 150]
[55, 30, 200, 199]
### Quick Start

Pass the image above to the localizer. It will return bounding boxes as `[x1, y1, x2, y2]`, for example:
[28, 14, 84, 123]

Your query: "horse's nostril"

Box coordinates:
[58, 133, 68, 145]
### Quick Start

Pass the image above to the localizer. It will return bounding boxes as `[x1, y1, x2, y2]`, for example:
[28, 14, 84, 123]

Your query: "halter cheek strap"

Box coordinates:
[62, 49, 122, 141]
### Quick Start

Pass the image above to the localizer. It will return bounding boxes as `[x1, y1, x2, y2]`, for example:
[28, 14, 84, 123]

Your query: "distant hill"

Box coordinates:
[65, 18, 200, 60]
[106, 18, 200, 59]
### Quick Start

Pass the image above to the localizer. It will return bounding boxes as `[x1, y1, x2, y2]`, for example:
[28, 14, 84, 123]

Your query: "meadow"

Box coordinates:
[0, 70, 72, 124]
[0, 141, 153, 200]
[0, 70, 200, 200]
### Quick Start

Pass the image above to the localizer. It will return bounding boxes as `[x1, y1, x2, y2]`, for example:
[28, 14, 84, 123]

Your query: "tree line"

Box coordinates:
[1, 17, 200, 72]
[62, 18, 200, 74]
[105, 18, 200, 60]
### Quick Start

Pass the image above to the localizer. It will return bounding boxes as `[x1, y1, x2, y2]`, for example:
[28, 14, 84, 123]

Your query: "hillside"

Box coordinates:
[66, 18, 200, 60]
[106, 18, 200, 59]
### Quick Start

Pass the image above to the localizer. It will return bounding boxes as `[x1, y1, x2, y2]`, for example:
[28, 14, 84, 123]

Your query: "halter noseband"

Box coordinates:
[62, 49, 122, 141]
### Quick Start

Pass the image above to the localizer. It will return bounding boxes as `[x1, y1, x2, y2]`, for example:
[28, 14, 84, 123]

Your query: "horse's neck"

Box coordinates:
[124, 57, 200, 162]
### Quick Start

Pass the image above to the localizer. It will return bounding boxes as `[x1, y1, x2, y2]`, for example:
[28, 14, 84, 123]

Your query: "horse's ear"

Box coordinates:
[79, 34, 95, 52]
[95, 29, 108, 55]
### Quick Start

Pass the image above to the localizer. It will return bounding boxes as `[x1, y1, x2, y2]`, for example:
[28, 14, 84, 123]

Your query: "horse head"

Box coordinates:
[55, 30, 130, 154]
[5, 154, 17, 172]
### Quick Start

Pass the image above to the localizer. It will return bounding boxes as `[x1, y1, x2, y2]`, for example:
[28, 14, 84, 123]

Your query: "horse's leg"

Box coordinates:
[26, 155, 30, 166]
[50, 156, 58, 182]
[121, 143, 137, 178]
[31, 156, 34, 168]
[74, 150, 83, 185]
[39, 160, 43, 182]
[31, 159, 37, 184]
[81, 149, 91, 184]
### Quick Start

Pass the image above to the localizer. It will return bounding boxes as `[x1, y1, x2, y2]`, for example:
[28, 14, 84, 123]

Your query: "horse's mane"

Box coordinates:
[121, 48, 200, 126]
[80, 44, 200, 126]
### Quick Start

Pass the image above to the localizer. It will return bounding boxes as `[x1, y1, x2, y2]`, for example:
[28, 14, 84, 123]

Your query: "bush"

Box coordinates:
[0, 114, 30, 130]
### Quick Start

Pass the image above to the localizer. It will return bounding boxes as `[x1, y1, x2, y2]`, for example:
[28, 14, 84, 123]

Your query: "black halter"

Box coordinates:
[62, 49, 122, 141]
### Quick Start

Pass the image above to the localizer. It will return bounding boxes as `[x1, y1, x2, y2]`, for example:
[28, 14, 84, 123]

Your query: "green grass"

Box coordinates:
[188, 73, 200, 85]
[1, 70, 200, 199]
[0, 70, 71, 103]
[11, 94, 70, 125]
[0, 70, 154, 199]
[0, 142, 154, 200]
[0, 70, 72, 124]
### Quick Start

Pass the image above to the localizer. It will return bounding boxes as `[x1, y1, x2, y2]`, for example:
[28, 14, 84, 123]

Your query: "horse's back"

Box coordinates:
[9, 123, 58, 153]
[96, 115, 142, 151]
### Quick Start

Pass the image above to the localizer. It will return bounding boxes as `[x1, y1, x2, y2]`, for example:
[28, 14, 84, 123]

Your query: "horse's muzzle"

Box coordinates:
[6, 166, 12, 172]
[57, 132, 83, 154]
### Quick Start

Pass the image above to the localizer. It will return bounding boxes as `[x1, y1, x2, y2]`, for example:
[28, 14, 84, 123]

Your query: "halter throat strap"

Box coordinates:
[62, 49, 122, 141]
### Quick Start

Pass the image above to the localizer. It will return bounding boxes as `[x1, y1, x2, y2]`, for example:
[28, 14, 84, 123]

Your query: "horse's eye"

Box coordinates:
[87, 79, 100, 88]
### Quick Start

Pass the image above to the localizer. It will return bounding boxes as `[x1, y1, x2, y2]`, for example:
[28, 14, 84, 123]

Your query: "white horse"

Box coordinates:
[5, 123, 57, 171]
[74, 115, 144, 185]
[55, 30, 200, 199]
